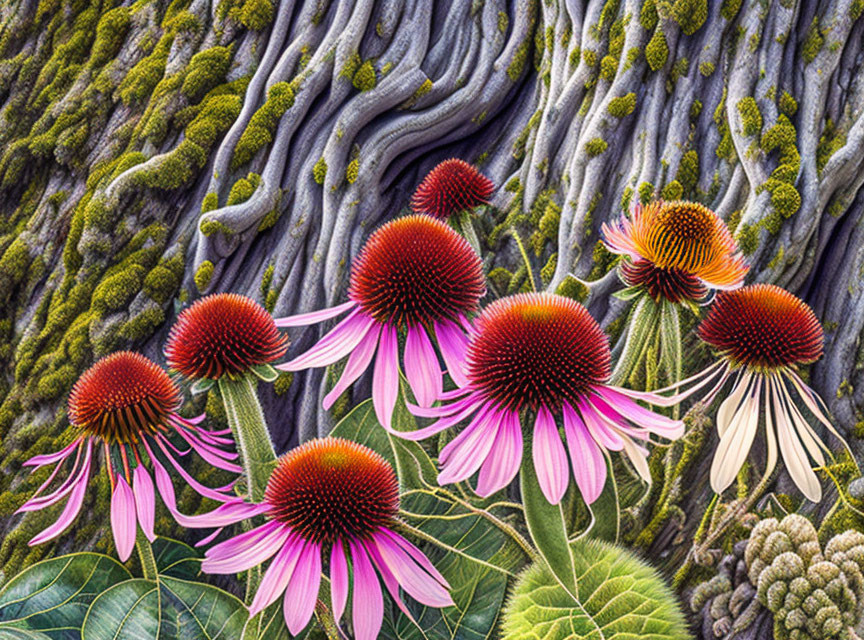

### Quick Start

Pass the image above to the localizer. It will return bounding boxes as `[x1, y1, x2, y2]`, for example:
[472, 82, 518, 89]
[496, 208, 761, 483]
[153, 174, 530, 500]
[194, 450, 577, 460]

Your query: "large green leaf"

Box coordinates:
[0, 553, 132, 640]
[151, 537, 201, 580]
[501, 539, 691, 640]
[331, 397, 527, 639]
[81, 576, 247, 640]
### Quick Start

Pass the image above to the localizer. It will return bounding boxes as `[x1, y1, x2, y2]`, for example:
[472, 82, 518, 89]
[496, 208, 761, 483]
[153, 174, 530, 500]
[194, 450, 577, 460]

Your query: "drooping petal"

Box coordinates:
[330, 539, 349, 623]
[776, 374, 826, 465]
[434, 319, 470, 387]
[323, 324, 380, 410]
[278, 309, 376, 371]
[620, 435, 651, 482]
[203, 522, 293, 574]
[577, 400, 624, 451]
[110, 474, 137, 562]
[154, 437, 236, 503]
[172, 498, 270, 529]
[17, 444, 86, 513]
[784, 369, 848, 447]
[29, 441, 93, 546]
[532, 405, 569, 504]
[710, 377, 762, 495]
[401, 395, 485, 441]
[249, 531, 303, 616]
[617, 361, 728, 406]
[133, 466, 156, 542]
[772, 376, 821, 501]
[717, 371, 753, 438]
[404, 325, 443, 408]
[380, 529, 450, 589]
[274, 301, 356, 328]
[282, 540, 322, 635]
[364, 540, 415, 621]
[22, 439, 81, 469]
[174, 431, 242, 473]
[562, 403, 607, 504]
[370, 532, 453, 608]
[349, 539, 384, 640]
[372, 323, 399, 432]
[437, 406, 501, 485]
[592, 387, 684, 439]
[475, 410, 522, 497]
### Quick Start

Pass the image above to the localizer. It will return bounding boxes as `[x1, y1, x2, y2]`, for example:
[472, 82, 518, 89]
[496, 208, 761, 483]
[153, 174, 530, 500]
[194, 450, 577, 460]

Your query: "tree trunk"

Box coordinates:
[0, 0, 862, 625]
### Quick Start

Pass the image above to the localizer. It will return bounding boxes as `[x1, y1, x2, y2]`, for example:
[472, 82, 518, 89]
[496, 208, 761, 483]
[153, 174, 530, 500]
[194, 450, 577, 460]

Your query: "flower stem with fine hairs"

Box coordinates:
[135, 528, 158, 580]
[508, 229, 537, 292]
[218, 374, 277, 502]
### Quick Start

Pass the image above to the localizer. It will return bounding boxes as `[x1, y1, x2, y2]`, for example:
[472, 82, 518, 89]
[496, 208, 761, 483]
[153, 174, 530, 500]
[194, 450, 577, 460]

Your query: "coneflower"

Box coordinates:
[647, 284, 845, 502]
[276, 214, 486, 430]
[411, 158, 494, 220]
[182, 437, 453, 638]
[601, 200, 749, 387]
[398, 293, 684, 505]
[17, 352, 239, 561]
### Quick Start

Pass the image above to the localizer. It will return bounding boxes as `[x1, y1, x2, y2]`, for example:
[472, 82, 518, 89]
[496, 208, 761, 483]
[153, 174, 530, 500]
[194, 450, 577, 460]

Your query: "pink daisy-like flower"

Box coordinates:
[184, 437, 453, 638]
[397, 292, 684, 505]
[275, 214, 485, 430]
[17, 352, 240, 561]
[651, 284, 845, 502]
[601, 200, 749, 303]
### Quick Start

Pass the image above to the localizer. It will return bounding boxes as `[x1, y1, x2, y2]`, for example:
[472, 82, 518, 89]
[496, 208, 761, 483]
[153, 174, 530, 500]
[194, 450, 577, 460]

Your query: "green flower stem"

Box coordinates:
[454, 210, 482, 255]
[218, 374, 277, 502]
[135, 528, 158, 581]
[508, 228, 537, 292]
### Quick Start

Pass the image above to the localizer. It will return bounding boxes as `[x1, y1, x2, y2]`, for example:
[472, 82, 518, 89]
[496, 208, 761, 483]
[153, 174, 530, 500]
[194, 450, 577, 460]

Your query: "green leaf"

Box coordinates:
[81, 577, 247, 640]
[331, 397, 527, 639]
[0, 553, 132, 640]
[610, 293, 661, 386]
[583, 455, 620, 543]
[152, 538, 201, 580]
[190, 378, 215, 395]
[501, 539, 692, 640]
[250, 364, 279, 382]
[611, 285, 644, 301]
[0, 629, 54, 639]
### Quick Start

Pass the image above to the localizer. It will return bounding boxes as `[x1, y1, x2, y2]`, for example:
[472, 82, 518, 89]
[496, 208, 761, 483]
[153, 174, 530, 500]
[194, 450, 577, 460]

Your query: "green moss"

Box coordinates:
[232, 82, 294, 168]
[623, 46, 641, 70]
[346, 158, 359, 184]
[736, 97, 762, 137]
[690, 99, 703, 118]
[607, 93, 636, 118]
[672, 0, 707, 35]
[802, 17, 823, 63]
[120, 305, 165, 340]
[736, 223, 759, 255]
[118, 40, 170, 105]
[816, 119, 846, 173]
[199, 218, 234, 237]
[339, 52, 361, 79]
[312, 156, 327, 185]
[507, 38, 531, 81]
[600, 55, 618, 81]
[273, 372, 293, 395]
[201, 192, 218, 213]
[778, 91, 798, 116]
[539, 253, 556, 287]
[181, 46, 233, 100]
[91, 265, 146, 314]
[699, 61, 715, 76]
[851, 0, 864, 20]
[584, 138, 608, 157]
[638, 181, 654, 203]
[646, 28, 668, 71]
[767, 180, 801, 218]
[639, 0, 658, 31]
[720, 0, 743, 20]
[352, 61, 376, 91]
[661, 180, 683, 201]
[767, 245, 785, 270]
[227, 172, 261, 205]
[770, 164, 797, 183]
[142, 265, 178, 304]
[194, 260, 214, 292]
[90, 7, 130, 67]
[581, 49, 597, 68]
[236, 0, 273, 30]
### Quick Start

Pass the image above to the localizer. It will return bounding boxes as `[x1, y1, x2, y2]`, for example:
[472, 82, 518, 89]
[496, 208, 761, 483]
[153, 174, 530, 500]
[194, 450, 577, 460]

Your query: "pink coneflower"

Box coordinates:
[602, 200, 749, 303]
[165, 293, 288, 380]
[649, 284, 844, 502]
[411, 158, 494, 220]
[17, 352, 239, 560]
[185, 437, 453, 638]
[276, 214, 485, 429]
[397, 293, 684, 505]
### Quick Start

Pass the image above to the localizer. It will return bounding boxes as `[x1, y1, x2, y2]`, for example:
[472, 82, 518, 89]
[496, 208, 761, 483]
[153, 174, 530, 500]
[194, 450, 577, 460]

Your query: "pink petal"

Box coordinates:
[475, 410, 522, 497]
[249, 532, 303, 616]
[17, 444, 86, 513]
[364, 540, 415, 621]
[274, 300, 356, 327]
[23, 439, 80, 468]
[110, 474, 137, 562]
[593, 388, 684, 439]
[404, 325, 442, 408]
[323, 324, 380, 410]
[282, 541, 322, 635]
[349, 539, 384, 640]
[29, 441, 92, 545]
[202, 522, 292, 574]
[577, 400, 624, 451]
[154, 437, 237, 503]
[437, 406, 501, 484]
[132, 466, 156, 542]
[205, 520, 281, 560]
[372, 323, 399, 432]
[562, 403, 607, 504]
[380, 529, 450, 588]
[330, 539, 349, 623]
[175, 431, 242, 472]
[278, 309, 375, 371]
[532, 405, 570, 504]
[370, 532, 453, 608]
[173, 498, 270, 529]
[434, 319, 470, 388]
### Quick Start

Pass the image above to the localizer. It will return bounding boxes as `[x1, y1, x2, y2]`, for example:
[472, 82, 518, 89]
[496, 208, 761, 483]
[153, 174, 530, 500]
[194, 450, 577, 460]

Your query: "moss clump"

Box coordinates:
[273, 372, 293, 395]
[227, 172, 261, 205]
[232, 82, 294, 168]
[677, 150, 699, 192]
[236, 0, 273, 30]
[720, 0, 743, 20]
[639, 0, 658, 31]
[507, 38, 531, 81]
[778, 91, 798, 116]
[816, 119, 846, 173]
[181, 46, 233, 100]
[91, 265, 146, 314]
[539, 253, 557, 287]
[600, 55, 618, 81]
[699, 61, 715, 76]
[673, 0, 707, 35]
[638, 181, 654, 203]
[736, 223, 759, 255]
[713, 89, 735, 160]
[737, 97, 762, 137]
[312, 157, 327, 185]
[201, 192, 218, 213]
[584, 138, 608, 157]
[194, 260, 214, 292]
[661, 180, 683, 200]
[120, 305, 165, 340]
[352, 61, 376, 92]
[200, 218, 234, 237]
[142, 266, 179, 304]
[607, 93, 636, 118]
[556, 275, 588, 302]
[118, 41, 170, 105]
[345, 158, 359, 184]
[646, 28, 668, 71]
[91, 7, 130, 67]
[766, 180, 801, 218]
[802, 17, 824, 63]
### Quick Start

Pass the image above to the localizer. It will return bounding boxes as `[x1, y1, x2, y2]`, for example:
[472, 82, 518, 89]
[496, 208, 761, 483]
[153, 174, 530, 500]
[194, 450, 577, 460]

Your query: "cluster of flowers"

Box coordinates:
[17, 159, 843, 638]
